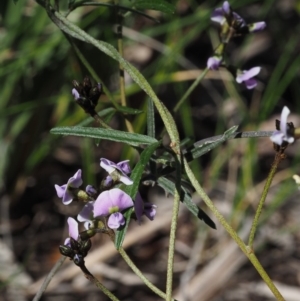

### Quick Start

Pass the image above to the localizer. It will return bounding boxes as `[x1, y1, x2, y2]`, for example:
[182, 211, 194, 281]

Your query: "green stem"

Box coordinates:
[166, 189, 180, 301]
[80, 262, 120, 301]
[118, 247, 172, 300]
[183, 157, 285, 301]
[173, 68, 208, 113]
[248, 152, 284, 247]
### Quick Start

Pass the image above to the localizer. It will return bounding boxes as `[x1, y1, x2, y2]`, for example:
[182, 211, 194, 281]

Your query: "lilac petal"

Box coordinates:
[107, 212, 125, 229]
[119, 174, 134, 185]
[64, 237, 71, 246]
[248, 21, 266, 32]
[62, 190, 73, 205]
[207, 56, 222, 70]
[211, 8, 226, 24]
[222, 1, 230, 14]
[144, 203, 157, 221]
[55, 184, 67, 198]
[103, 176, 113, 187]
[68, 169, 83, 188]
[109, 188, 133, 211]
[67, 217, 79, 240]
[78, 202, 94, 223]
[117, 160, 131, 174]
[232, 12, 246, 26]
[236, 67, 261, 83]
[86, 185, 97, 195]
[280, 106, 290, 136]
[72, 88, 80, 100]
[270, 131, 284, 145]
[244, 78, 257, 90]
[100, 158, 117, 173]
[93, 190, 112, 217]
[134, 192, 144, 224]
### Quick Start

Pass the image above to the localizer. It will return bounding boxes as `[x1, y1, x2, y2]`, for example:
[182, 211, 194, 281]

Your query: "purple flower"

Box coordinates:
[78, 201, 94, 229]
[248, 21, 266, 33]
[72, 88, 80, 101]
[211, 1, 246, 27]
[64, 217, 79, 246]
[211, 2, 265, 34]
[55, 170, 83, 205]
[134, 192, 157, 224]
[236, 67, 261, 89]
[86, 185, 97, 196]
[117, 160, 131, 174]
[270, 106, 295, 145]
[207, 55, 222, 70]
[93, 188, 134, 229]
[100, 158, 133, 185]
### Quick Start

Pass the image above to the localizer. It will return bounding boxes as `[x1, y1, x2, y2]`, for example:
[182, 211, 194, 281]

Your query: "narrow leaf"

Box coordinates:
[157, 177, 216, 229]
[50, 126, 158, 146]
[135, 0, 175, 14]
[115, 141, 161, 249]
[190, 126, 238, 159]
[147, 98, 155, 138]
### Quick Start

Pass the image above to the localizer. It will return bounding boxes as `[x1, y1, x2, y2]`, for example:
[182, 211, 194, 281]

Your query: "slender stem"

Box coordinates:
[80, 262, 120, 301]
[115, 0, 134, 133]
[118, 247, 171, 300]
[183, 157, 285, 301]
[32, 256, 66, 301]
[166, 189, 180, 301]
[173, 68, 209, 113]
[248, 151, 284, 247]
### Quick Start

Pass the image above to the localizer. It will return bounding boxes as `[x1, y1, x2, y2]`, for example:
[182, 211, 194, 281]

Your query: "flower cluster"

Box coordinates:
[55, 158, 157, 259]
[207, 1, 266, 89]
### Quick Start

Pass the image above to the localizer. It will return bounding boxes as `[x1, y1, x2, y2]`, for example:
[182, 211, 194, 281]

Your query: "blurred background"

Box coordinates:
[1, 0, 300, 300]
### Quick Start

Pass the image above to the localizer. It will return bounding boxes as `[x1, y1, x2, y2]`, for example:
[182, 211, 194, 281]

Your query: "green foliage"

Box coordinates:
[134, 0, 175, 14]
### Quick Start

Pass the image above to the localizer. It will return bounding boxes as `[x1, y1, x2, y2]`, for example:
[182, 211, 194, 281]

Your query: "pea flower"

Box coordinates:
[55, 170, 83, 205]
[134, 192, 157, 224]
[207, 55, 222, 70]
[211, 1, 266, 34]
[270, 106, 295, 146]
[77, 201, 95, 230]
[64, 217, 79, 246]
[100, 158, 133, 185]
[93, 188, 134, 229]
[236, 67, 261, 89]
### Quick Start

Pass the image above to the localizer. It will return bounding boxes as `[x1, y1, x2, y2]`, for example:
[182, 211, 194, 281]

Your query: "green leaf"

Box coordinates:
[190, 125, 238, 159]
[147, 98, 155, 138]
[135, 0, 175, 14]
[157, 176, 216, 229]
[50, 126, 158, 147]
[117, 106, 143, 115]
[115, 141, 161, 249]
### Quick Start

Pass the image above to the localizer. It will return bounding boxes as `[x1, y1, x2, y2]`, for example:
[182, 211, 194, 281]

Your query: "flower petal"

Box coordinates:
[248, 21, 266, 32]
[109, 188, 133, 211]
[72, 88, 80, 100]
[93, 190, 113, 217]
[211, 8, 226, 24]
[107, 212, 125, 229]
[134, 192, 144, 224]
[68, 169, 83, 188]
[100, 158, 117, 173]
[236, 67, 261, 83]
[67, 217, 79, 240]
[280, 106, 290, 136]
[55, 184, 67, 198]
[207, 56, 222, 70]
[270, 131, 284, 145]
[78, 202, 94, 223]
[62, 190, 73, 205]
[117, 160, 131, 174]
[244, 78, 257, 90]
[144, 203, 157, 221]
[119, 174, 134, 185]
[222, 1, 230, 14]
